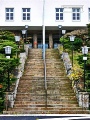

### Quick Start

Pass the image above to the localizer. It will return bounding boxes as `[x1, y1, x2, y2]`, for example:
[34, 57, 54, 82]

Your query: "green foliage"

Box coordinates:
[60, 37, 83, 51]
[0, 31, 15, 42]
[87, 23, 90, 37]
[0, 31, 20, 112]
[73, 37, 82, 50]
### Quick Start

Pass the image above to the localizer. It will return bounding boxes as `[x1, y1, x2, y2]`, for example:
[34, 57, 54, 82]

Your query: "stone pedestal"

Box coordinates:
[33, 34, 37, 48]
[79, 92, 89, 109]
[49, 34, 53, 48]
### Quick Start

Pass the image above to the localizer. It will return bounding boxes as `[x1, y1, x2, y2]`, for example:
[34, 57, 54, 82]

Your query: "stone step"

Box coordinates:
[45, 57, 60, 59]
[20, 76, 44, 80]
[24, 71, 44, 74]
[46, 78, 72, 85]
[24, 68, 44, 72]
[26, 59, 43, 62]
[7, 106, 88, 111]
[46, 72, 65, 75]
[46, 49, 59, 52]
[46, 74, 66, 77]
[19, 81, 45, 86]
[16, 95, 46, 100]
[14, 101, 46, 105]
[17, 86, 45, 91]
[47, 85, 72, 89]
[3, 109, 90, 114]
[17, 89, 45, 93]
[16, 94, 76, 100]
[46, 77, 70, 80]
[13, 103, 79, 108]
[23, 72, 44, 76]
[28, 56, 42, 58]
[24, 65, 44, 69]
[47, 91, 75, 96]
[25, 62, 44, 65]
[46, 66, 65, 73]
[28, 48, 42, 52]
[16, 90, 46, 94]
[46, 62, 64, 66]
[14, 97, 77, 104]
[45, 59, 61, 61]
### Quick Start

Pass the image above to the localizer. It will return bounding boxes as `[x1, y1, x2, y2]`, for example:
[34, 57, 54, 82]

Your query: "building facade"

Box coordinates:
[0, 0, 90, 48]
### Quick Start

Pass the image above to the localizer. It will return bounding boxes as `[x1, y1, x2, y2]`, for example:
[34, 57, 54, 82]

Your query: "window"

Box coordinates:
[88, 8, 90, 20]
[72, 8, 80, 21]
[55, 8, 64, 21]
[6, 8, 14, 20]
[22, 8, 30, 20]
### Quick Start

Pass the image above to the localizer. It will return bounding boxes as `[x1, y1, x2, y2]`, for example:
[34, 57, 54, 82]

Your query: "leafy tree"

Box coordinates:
[0, 31, 20, 113]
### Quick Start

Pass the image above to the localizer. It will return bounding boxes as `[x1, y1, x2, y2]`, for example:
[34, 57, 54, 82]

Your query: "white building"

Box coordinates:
[0, 0, 90, 48]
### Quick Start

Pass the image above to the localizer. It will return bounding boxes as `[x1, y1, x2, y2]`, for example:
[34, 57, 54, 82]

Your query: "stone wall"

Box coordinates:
[58, 45, 90, 109]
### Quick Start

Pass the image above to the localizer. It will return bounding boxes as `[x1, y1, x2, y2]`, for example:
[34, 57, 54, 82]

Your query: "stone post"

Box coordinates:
[78, 92, 89, 109]
[33, 34, 37, 48]
[49, 34, 53, 48]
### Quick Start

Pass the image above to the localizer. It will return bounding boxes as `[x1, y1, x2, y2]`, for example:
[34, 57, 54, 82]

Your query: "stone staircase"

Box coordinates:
[45, 49, 90, 114]
[3, 48, 90, 114]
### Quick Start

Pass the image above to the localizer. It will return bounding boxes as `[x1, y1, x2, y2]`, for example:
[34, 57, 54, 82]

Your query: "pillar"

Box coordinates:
[33, 34, 38, 48]
[49, 34, 53, 48]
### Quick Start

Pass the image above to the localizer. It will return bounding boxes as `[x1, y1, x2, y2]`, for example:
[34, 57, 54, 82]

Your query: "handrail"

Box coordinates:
[44, 59, 47, 90]
[43, 50, 47, 107]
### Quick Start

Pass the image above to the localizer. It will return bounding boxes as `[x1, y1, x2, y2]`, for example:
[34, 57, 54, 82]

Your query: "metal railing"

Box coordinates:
[44, 56, 47, 107]
[42, 44, 47, 107]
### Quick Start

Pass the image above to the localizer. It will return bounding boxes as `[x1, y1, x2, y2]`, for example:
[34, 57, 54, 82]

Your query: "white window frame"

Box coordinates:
[5, 8, 14, 21]
[72, 8, 81, 21]
[22, 8, 30, 21]
[55, 8, 64, 21]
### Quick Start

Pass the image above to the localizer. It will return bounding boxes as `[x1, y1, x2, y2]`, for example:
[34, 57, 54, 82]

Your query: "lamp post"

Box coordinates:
[21, 30, 27, 50]
[69, 35, 76, 67]
[25, 25, 29, 43]
[62, 30, 66, 51]
[3, 46, 12, 91]
[58, 25, 62, 42]
[82, 46, 89, 89]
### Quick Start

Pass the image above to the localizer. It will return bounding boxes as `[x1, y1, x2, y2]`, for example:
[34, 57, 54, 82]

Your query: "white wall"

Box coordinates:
[0, 0, 43, 26]
[44, 0, 90, 27]
[0, 0, 90, 27]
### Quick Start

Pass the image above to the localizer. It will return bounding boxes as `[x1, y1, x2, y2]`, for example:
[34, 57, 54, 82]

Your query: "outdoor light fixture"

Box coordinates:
[21, 30, 27, 50]
[62, 30, 66, 35]
[58, 25, 62, 29]
[14, 36, 20, 47]
[4, 46, 12, 59]
[62, 30, 66, 51]
[14, 36, 20, 58]
[15, 36, 20, 42]
[82, 46, 89, 89]
[25, 25, 29, 42]
[21, 29, 27, 35]
[69, 35, 76, 67]
[4, 46, 12, 91]
[25, 25, 29, 29]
